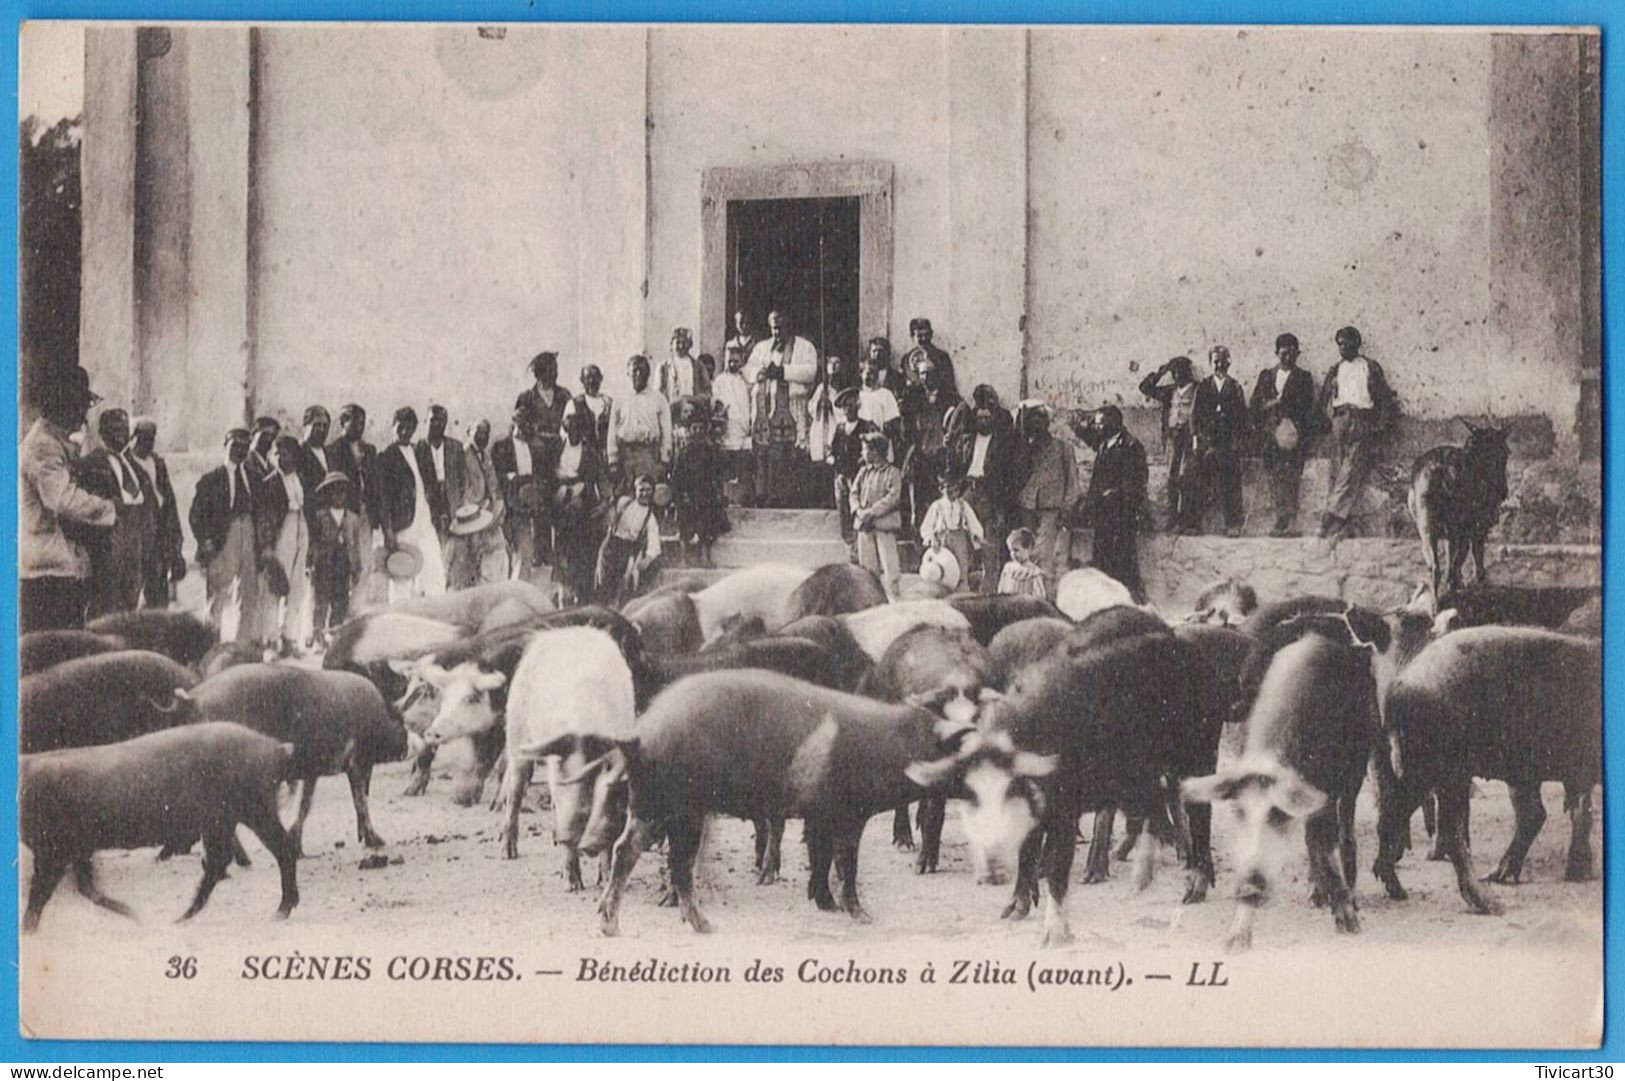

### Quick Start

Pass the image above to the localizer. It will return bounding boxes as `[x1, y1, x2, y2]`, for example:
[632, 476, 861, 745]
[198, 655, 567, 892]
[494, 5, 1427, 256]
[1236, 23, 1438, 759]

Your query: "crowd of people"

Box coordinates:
[20, 309, 1398, 650]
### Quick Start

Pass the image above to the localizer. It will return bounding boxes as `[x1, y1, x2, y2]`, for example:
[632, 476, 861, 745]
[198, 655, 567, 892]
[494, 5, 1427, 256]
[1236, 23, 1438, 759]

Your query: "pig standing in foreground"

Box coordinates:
[569, 670, 1052, 936]
[21, 650, 198, 753]
[21, 723, 299, 931]
[1374, 627, 1602, 914]
[185, 665, 407, 854]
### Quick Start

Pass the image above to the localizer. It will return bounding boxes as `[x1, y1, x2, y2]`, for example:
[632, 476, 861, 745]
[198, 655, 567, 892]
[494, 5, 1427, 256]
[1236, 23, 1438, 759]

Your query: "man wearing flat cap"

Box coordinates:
[21, 365, 116, 632]
[189, 426, 261, 641]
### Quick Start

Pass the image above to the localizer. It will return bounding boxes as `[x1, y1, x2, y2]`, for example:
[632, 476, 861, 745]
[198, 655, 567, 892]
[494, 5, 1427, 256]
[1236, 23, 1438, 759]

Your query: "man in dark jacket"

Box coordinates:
[1192, 346, 1250, 536]
[1316, 324, 1399, 539]
[296, 405, 334, 529]
[1249, 332, 1318, 536]
[1080, 405, 1148, 600]
[78, 408, 154, 617]
[190, 428, 259, 641]
[127, 416, 184, 607]
[949, 385, 1021, 593]
[1139, 355, 1199, 532]
[515, 351, 568, 479]
[328, 403, 377, 586]
[373, 406, 447, 600]
[492, 409, 549, 579]
[417, 404, 466, 539]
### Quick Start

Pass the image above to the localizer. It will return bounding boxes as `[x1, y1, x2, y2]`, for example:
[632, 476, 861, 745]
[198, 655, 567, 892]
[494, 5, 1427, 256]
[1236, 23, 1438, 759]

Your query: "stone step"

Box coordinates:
[722, 507, 844, 537]
[708, 535, 852, 569]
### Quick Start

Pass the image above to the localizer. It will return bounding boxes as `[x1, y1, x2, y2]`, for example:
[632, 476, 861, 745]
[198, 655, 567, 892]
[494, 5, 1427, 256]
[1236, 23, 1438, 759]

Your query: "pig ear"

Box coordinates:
[1272, 771, 1328, 819]
[1180, 772, 1230, 805]
[1011, 752, 1057, 779]
[904, 755, 962, 791]
[473, 669, 507, 692]
[1433, 608, 1458, 635]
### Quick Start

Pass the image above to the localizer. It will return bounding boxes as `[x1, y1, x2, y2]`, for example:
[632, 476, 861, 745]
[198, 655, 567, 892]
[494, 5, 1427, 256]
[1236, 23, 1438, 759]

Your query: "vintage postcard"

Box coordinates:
[16, 22, 1602, 1048]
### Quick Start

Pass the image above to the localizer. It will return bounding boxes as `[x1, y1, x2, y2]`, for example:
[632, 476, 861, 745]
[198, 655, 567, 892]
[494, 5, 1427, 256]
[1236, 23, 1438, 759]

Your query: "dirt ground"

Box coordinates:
[20, 749, 1602, 956]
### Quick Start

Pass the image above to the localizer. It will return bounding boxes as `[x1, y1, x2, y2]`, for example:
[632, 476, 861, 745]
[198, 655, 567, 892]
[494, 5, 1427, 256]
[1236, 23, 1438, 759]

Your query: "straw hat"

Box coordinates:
[314, 471, 351, 500]
[385, 542, 423, 581]
[449, 503, 495, 537]
[919, 546, 962, 591]
[1274, 417, 1301, 451]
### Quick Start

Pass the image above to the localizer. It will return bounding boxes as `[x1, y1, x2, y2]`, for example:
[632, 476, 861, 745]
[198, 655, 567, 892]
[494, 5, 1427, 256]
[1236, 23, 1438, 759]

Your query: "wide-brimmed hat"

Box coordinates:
[834, 386, 860, 409]
[919, 546, 962, 591]
[1273, 417, 1301, 451]
[314, 471, 351, 499]
[652, 482, 673, 508]
[449, 503, 495, 536]
[385, 542, 423, 581]
[40, 365, 101, 413]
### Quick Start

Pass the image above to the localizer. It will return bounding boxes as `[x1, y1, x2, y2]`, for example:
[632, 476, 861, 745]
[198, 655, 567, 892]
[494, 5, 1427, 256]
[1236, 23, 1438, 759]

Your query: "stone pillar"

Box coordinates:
[946, 28, 1028, 406]
[78, 27, 138, 410]
[183, 27, 253, 446]
[131, 26, 192, 426]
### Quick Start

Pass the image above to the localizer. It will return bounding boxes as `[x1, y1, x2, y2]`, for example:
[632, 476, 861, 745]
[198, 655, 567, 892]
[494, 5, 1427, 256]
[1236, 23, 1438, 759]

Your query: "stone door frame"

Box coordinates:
[699, 160, 894, 356]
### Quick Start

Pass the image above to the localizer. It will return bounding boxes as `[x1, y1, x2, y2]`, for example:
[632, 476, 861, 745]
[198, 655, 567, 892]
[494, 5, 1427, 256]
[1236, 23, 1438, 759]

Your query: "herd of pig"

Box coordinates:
[17, 565, 1602, 951]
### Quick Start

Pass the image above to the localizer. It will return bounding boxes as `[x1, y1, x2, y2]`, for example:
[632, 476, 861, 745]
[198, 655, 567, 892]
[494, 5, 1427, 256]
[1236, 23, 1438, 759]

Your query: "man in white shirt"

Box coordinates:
[376, 407, 447, 602]
[712, 344, 755, 502]
[608, 354, 673, 489]
[658, 326, 711, 402]
[1316, 325, 1398, 539]
[857, 355, 903, 457]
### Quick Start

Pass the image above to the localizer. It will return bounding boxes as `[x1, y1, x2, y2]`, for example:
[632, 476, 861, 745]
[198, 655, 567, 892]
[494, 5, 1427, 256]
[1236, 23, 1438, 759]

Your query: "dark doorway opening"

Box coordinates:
[726, 196, 861, 370]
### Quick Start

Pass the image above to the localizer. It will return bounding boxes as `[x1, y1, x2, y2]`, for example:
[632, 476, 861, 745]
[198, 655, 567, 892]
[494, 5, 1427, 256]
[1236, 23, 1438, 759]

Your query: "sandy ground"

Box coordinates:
[20, 750, 1602, 954]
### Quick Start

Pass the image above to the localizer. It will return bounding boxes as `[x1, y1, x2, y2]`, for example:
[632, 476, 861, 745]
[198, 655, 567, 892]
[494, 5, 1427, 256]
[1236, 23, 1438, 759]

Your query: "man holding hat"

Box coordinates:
[329, 404, 378, 586]
[190, 427, 260, 641]
[375, 406, 447, 602]
[1250, 333, 1318, 536]
[127, 416, 185, 607]
[21, 364, 116, 632]
[899, 317, 958, 395]
[494, 408, 548, 580]
[829, 385, 877, 556]
[296, 405, 333, 525]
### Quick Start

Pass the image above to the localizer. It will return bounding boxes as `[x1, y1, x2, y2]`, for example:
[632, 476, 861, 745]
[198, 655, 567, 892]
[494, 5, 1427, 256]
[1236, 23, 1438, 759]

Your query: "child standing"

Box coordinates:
[998, 526, 1049, 599]
[671, 398, 727, 567]
[919, 473, 985, 591]
[712, 345, 754, 505]
[850, 433, 903, 599]
[308, 471, 353, 647]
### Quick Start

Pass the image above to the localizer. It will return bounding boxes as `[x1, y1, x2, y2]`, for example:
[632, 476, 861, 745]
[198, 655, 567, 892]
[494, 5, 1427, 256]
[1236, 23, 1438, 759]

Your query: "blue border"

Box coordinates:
[0, 0, 1617, 1062]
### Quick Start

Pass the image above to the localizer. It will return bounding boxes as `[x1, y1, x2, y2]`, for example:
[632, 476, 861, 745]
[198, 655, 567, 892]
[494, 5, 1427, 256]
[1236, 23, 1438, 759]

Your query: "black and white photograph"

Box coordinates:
[15, 22, 1603, 1047]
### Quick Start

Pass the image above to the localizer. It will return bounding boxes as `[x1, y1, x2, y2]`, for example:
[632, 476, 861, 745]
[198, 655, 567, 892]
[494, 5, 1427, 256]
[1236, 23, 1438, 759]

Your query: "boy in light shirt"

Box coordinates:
[712, 344, 755, 505]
